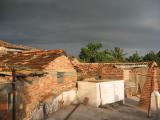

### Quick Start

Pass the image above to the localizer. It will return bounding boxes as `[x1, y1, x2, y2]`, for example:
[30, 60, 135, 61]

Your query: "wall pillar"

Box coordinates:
[139, 62, 159, 110]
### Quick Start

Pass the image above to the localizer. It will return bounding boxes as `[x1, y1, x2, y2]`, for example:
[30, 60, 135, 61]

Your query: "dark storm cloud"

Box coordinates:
[0, 0, 160, 55]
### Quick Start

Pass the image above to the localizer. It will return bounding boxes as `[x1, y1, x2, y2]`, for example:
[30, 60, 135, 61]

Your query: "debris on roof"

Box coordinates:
[0, 49, 66, 75]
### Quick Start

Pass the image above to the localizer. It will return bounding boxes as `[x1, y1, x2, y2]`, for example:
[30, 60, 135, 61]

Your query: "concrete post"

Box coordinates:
[148, 62, 159, 117]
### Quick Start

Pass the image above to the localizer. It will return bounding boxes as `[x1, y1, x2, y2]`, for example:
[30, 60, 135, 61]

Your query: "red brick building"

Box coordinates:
[0, 49, 77, 120]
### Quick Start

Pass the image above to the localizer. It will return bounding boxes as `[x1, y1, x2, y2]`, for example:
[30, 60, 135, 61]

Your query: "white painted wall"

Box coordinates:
[151, 91, 160, 111]
[77, 80, 124, 107]
[77, 82, 100, 107]
[31, 89, 77, 120]
[62, 89, 77, 106]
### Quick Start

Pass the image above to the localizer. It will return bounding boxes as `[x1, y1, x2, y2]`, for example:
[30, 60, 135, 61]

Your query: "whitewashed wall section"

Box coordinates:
[31, 89, 77, 120]
[99, 81, 124, 105]
[77, 80, 124, 107]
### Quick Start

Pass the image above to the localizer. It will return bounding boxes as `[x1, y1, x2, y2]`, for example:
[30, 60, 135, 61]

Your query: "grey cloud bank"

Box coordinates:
[0, 0, 160, 56]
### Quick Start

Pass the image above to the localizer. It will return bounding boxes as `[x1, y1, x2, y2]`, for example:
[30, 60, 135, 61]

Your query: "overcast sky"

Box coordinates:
[0, 0, 160, 56]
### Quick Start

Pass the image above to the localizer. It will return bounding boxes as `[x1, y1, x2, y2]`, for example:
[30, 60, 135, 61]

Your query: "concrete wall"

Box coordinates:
[31, 89, 77, 120]
[77, 80, 124, 107]
[77, 81, 99, 107]
[100, 81, 124, 105]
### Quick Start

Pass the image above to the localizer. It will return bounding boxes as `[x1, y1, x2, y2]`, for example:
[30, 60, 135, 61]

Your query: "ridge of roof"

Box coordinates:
[21, 49, 65, 55]
[75, 62, 150, 65]
[0, 40, 40, 50]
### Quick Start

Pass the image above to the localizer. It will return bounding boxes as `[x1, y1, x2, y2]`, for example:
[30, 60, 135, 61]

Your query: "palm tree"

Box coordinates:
[111, 47, 127, 62]
[127, 51, 142, 62]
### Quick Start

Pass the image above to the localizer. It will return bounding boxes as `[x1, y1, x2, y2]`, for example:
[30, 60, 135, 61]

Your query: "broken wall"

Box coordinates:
[0, 55, 77, 120]
[75, 63, 123, 80]
[139, 67, 159, 109]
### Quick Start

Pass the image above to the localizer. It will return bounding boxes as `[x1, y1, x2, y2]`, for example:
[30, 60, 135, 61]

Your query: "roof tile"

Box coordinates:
[0, 49, 65, 71]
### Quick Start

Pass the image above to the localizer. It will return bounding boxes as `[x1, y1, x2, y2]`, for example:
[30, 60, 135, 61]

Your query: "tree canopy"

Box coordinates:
[78, 42, 160, 66]
[111, 47, 126, 62]
[127, 52, 142, 62]
[79, 43, 113, 62]
[79, 43, 125, 63]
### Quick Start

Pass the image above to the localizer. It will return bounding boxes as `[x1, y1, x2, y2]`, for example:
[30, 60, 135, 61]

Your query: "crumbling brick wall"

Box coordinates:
[156, 69, 160, 92]
[19, 55, 77, 120]
[0, 55, 77, 120]
[17, 73, 77, 120]
[0, 76, 12, 120]
[139, 66, 159, 110]
[127, 68, 148, 95]
[75, 63, 123, 80]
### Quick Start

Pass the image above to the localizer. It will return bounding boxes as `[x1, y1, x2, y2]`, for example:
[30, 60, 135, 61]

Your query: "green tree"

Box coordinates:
[142, 51, 160, 66]
[156, 51, 160, 65]
[127, 51, 142, 62]
[94, 50, 113, 62]
[143, 51, 157, 62]
[111, 47, 127, 62]
[79, 43, 113, 62]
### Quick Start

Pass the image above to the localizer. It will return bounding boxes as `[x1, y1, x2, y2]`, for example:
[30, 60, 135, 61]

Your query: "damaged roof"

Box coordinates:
[0, 40, 39, 51]
[0, 49, 66, 74]
[74, 62, 150, 72]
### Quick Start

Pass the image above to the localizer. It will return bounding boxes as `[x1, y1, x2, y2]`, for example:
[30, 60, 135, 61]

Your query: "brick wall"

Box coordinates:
[18, 73, 76, 120]
[139, 67, 159, 110]
[45, 55, 76, 72]
[75, 63, 123, 80]
[0, 55, 77, 120]
[19, 55, 77, 120]
[0, 103, 12, 120]
[127, 68, 148, 95]
[158, 80, 160, 93]
[157, 69, 160, 93]
[0, 78, 12, 120]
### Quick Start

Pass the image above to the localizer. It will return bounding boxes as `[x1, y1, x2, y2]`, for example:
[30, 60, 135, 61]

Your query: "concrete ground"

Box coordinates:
[47, 97, 159, 120]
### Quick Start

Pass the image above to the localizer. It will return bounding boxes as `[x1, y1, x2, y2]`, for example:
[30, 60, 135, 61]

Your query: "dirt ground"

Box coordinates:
[47, 97, 159, 120]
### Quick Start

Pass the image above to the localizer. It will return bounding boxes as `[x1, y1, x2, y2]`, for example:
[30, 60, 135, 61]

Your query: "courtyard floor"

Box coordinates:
[47, 97, 159, 120]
